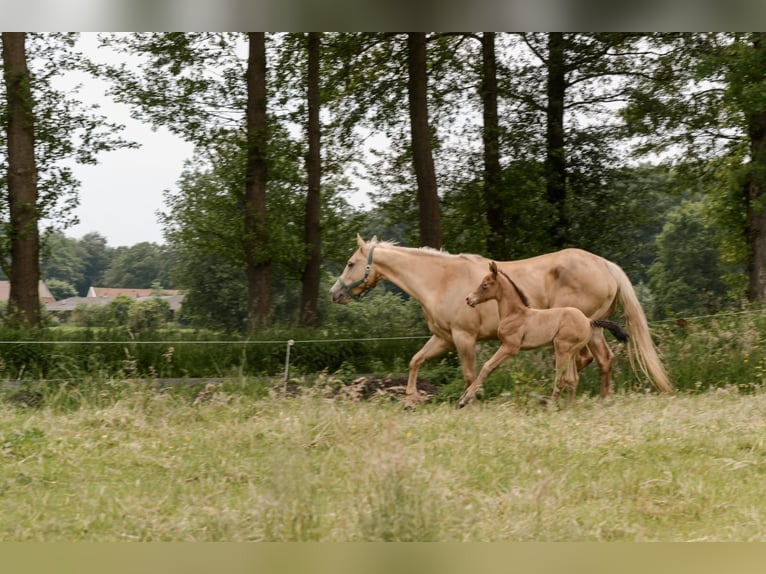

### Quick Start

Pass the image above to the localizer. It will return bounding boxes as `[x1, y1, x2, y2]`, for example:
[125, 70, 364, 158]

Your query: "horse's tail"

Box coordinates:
[605, 261, 673, 393]
[592, 319, 629, 343]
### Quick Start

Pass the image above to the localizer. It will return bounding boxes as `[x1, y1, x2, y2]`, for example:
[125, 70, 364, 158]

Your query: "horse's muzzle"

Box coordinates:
[330, 283, 350, 304]
[466, 296, 477, 308]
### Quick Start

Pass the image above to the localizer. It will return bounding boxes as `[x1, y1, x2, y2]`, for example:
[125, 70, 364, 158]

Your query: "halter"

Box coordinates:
[338, 244, 376, 298]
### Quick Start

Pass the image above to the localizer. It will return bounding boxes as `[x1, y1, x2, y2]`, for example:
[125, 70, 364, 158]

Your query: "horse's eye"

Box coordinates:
[347, 261, 355, 269]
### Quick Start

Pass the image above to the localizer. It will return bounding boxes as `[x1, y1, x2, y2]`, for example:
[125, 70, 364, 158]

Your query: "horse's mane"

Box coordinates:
[369, 239, 484, 261]
[498, 269, 530, 307]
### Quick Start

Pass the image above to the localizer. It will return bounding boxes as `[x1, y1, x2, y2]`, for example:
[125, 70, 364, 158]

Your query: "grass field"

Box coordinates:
[2, 380, 766, 541]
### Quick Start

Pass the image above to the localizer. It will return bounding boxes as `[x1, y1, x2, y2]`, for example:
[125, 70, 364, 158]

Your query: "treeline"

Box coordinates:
[1, 33, 764, 334]
[33, 232, 176, 300]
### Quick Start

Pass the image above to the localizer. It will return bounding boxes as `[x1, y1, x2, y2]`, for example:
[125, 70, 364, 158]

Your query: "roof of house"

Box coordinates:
[47, 294, 185, 312]
[87, 287, 182, 298]
[0, 280, 56, 304]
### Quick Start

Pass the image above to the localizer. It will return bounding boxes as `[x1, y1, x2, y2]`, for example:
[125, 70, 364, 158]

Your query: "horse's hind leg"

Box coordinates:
[405, 335, 452, 409]
[587, 328, 615, 397]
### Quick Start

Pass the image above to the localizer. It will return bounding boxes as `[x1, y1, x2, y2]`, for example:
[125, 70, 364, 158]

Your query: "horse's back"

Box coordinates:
[499, 248, 617, 318]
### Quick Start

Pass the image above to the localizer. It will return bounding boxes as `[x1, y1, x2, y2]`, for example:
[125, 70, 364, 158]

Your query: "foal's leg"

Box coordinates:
[566, 358, 580, 403]
[552, 339, 582, 405]
[457, 343, 517, 408]
[587, 328, 615, 397]
[405, 335, 452, 409]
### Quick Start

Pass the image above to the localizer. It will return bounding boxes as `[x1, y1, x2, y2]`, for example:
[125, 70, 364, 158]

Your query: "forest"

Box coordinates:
[1, 32, 765, 335]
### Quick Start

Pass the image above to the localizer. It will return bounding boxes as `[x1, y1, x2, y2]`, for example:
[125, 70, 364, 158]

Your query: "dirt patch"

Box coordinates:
[282, 375, 440, 402]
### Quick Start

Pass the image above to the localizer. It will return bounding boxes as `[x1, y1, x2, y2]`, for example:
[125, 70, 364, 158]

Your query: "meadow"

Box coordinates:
[3, 306, 766, 542]
[2, 379, 766, 542]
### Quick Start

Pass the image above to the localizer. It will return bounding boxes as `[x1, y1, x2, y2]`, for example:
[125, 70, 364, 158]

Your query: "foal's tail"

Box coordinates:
[605, 261, 673, 393]
[592, 319, 628, 343]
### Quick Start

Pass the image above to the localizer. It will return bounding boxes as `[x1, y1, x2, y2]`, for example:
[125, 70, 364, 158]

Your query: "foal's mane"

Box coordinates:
[497, 269, 530, 307]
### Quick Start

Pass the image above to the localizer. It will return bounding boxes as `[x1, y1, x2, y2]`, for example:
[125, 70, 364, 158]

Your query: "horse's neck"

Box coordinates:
[496, 281, 527, 319]
[373, 246, 456, 304]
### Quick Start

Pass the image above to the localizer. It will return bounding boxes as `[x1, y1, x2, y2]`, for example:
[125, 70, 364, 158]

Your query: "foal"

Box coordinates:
[458, 261, 628, 408]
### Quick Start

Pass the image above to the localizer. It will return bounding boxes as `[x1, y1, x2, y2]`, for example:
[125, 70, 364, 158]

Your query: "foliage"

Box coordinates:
[648, 198, 742, 319]
[101, 242, 176, 289]
[0, 33, 136, 274]
[45, 278, 77, 301]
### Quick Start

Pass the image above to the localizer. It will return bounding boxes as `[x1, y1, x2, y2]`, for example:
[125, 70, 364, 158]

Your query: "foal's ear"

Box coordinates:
[489, 261, 498, 276]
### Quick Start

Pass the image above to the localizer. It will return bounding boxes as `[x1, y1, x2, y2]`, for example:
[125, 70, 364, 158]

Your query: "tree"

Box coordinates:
[512, 33, 646, 249]
[1, 33, 134, 326]
[101, 32, 302, 330]
[478, 32, 504, 259]
[544, 32, 567, 247]
[45, 278, 77, 300]
[77, 232, 111, 295]
[622, 33, 766, 302]
[407, 33, 441, 248]
[737, 33, 766, 301]
[101, 242, 174, 288]
[648, 199, 737, 318]
[321, 33, 453, 249]
[2, 32, 41, 327]
[300, 32, 322, 327]
[243, 32, 271, 330]
[40, 231, 85, 292]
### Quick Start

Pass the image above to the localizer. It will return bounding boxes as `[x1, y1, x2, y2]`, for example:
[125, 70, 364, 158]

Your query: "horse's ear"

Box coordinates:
[356, 234, 366, 249]
[370, 235, 378, 243]
[489, 261, 498, 276]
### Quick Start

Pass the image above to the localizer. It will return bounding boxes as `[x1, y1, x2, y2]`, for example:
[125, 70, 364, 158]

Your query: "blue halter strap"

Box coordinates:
[338, 244, 376, 296]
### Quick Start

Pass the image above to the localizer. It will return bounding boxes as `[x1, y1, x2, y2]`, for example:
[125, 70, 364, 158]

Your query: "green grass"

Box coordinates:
[2, 381, 766, 541]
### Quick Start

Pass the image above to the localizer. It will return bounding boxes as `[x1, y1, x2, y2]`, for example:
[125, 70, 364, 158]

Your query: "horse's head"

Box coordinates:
[466, 261, 500, 307]
[329, 234, 382, 304]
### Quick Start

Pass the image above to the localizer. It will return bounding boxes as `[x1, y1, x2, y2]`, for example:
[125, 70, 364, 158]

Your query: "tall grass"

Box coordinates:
[2, 382, 766, 541]
[3, 303, 766, 397]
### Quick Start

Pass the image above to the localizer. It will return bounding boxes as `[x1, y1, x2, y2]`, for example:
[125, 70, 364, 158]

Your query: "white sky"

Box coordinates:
[65, 109, 195, 248]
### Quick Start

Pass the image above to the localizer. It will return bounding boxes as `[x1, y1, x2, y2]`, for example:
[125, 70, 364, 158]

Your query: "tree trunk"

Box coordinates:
[480, 32, 504, 259]
[746, 33, 766, 301]
[244, 32, 271, 330]
[2, 32, 41, 328]
[407, 32, 442, 249]
[545, 32, 568, 248]
[300, 32, 322, 327]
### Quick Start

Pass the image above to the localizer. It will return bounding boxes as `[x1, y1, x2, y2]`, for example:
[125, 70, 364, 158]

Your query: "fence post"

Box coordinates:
[284, 339, 295, 391]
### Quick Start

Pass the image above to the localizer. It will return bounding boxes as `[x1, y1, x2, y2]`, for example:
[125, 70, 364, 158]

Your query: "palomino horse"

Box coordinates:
[458, 261, 629, 407]
[329, 235, 671, 408]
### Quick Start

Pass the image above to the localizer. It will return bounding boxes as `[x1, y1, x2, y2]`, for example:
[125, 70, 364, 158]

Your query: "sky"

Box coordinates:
[65, 108, 195, 248]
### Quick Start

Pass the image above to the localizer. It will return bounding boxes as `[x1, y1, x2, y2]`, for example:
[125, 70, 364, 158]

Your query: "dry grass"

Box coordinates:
[2, 383, 766, 541]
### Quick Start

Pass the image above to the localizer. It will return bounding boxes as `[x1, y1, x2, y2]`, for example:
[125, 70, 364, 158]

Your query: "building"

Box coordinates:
[0, 280, 56, 304]
[87, 287, 182, 298]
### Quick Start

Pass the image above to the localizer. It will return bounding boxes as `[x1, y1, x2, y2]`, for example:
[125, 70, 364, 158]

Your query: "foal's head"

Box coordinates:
[466, 261, 502, 307]
[466, 261, 530, 308]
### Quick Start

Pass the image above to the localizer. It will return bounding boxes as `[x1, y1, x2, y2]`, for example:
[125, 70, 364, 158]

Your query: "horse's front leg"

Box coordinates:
[452, 329, 479, 389]
[405, 335, 452, 409]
